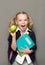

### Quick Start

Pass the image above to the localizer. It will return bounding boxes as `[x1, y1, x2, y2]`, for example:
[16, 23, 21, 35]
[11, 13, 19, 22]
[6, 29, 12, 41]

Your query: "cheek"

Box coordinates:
[17, 22, 21, 26]
[25, 21, 28, 25]
[16, 21, 20, 25]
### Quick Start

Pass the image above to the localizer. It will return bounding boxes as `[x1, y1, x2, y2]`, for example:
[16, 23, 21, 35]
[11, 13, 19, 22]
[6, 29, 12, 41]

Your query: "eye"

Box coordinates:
[24, 19, 27, 21]
[19, 20, 22, 21]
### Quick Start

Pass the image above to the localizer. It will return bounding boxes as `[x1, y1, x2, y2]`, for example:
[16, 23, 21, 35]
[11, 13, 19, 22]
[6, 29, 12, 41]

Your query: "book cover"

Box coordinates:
[16, 33, 35, 51]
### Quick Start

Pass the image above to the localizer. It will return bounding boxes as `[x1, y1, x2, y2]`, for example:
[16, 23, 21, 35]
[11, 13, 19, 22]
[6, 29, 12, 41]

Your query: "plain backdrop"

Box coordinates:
[0, 0, 45, 65]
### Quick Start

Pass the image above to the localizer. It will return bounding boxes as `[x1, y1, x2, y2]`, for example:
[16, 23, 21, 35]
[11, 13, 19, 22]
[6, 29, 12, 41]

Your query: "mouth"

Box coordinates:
[21, 25, 25, 27]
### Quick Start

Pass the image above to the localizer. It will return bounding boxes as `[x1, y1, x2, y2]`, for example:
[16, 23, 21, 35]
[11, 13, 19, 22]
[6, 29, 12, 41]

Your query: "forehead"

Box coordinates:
[17, 14, 28, 19]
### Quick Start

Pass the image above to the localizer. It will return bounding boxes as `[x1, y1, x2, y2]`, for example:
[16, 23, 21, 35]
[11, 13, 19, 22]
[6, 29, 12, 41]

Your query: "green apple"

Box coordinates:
[9, 25, 17, 32]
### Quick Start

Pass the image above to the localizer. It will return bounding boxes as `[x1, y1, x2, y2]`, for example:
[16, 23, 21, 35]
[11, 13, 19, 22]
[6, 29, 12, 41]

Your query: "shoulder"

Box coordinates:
[28, 29, 35, 36]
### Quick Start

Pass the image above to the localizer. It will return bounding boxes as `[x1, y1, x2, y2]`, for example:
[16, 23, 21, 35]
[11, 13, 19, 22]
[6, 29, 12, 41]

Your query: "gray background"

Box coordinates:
[0, 0, 45, 65]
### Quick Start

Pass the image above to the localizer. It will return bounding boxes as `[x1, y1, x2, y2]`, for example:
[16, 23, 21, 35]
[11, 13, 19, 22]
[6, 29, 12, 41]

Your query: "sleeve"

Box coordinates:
[8, 34, 15, 64]
[8, 34, 12, 47]
[29, 30, 37, 52]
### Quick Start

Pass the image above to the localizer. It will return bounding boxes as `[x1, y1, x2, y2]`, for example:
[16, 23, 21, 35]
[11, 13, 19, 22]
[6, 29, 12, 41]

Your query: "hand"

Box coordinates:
[21, 48, 33, 54]
[8, 29, 16, 37]
[17, 50, 24, 56]
[21, 48, 30, 54]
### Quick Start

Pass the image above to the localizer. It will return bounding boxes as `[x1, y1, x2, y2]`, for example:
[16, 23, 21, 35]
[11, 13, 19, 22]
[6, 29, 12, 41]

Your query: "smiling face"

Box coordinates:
[16, 13, 29, 32]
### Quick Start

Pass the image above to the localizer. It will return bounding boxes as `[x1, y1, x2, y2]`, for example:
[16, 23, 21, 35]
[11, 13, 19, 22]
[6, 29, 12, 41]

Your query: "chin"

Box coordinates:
[20, 27, 26, 32]
[21, 29, 26, 32]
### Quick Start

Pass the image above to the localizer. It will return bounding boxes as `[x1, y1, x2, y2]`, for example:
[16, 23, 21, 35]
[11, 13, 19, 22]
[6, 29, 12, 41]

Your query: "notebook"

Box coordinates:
[16, 33, 35, 51]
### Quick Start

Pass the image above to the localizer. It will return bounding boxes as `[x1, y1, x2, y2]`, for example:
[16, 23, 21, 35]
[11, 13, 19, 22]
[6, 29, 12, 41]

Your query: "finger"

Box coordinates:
[17, 50, 20, 54]
[8, 29, 11, 33]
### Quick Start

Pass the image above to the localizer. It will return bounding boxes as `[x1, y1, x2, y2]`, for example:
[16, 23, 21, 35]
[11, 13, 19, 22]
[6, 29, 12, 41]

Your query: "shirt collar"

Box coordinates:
[16, 27, 31, 35]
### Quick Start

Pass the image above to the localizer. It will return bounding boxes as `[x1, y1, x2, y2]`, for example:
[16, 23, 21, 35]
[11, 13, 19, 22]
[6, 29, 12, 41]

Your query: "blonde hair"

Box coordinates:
[9, 17, 15, 28]
[9, 11, 33, 30]
[28, 16, 33, 30]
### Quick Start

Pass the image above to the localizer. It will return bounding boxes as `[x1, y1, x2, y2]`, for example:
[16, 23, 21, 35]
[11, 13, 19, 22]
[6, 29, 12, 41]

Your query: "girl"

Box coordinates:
[8, 11, 37, 65]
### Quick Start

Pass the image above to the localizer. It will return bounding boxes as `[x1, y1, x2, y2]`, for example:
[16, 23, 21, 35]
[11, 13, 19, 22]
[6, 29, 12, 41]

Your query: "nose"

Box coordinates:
[21, 20, 25, 24]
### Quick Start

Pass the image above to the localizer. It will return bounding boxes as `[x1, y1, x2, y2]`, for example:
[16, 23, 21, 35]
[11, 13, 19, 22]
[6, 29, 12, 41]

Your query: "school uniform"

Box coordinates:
[8, 27, 37, 65]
